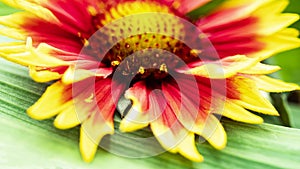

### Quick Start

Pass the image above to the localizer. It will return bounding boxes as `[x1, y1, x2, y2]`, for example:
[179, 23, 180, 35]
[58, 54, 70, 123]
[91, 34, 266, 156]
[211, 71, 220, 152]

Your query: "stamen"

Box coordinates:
[83, 39, 89, 47]
[87, 6, 97, 16]
[111, 60, 120, 66]
[160, 63, 168, 72]
[138, 66, 145, 74]
[190, 49, 202, 57]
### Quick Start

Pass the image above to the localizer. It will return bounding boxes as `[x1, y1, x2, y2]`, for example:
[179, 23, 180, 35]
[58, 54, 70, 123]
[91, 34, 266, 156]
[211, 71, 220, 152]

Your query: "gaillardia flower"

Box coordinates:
[0, 0, 300, 162]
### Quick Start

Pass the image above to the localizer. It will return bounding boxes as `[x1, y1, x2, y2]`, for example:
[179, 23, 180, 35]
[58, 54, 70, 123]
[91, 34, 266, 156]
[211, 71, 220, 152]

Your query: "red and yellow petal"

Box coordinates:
[0, 38, 69, 67]
[253, 29, 300, 59]
[150, 102, 203, 162]
[162, 77, 203, 131]
[0, 38, 72, 82]
[121, 75, 227, 161]
[215, 99, 264, 124]
[197, 0, 300, 59]
[198, 1, 266, 30]
[228, 75, 279, 115]
[79, 78, 125, 162]
[27, 80, 93, 123]
[0, 1, 88, 52]
[28, 77, 125, 162]
[120, 81, 203, 161]
[62, 65, 113, 85]
[180, 55, 260, 78]
[80, 111, 114, 162]
[161, 75, 227, 150]
[27, 81, 72, 120]
[119, 81, 152, 132]
[171, 0, 211, 14]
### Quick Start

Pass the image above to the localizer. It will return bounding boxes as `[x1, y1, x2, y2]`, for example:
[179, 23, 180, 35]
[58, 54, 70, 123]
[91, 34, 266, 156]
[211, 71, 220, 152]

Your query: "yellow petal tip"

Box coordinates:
[210, 132, 227, 150]
[26, 106, 47, 120]
[29, 67, 61, 83]
[189, 153, 204, 162]
[213, 139, 227, 150]
[79, 127, 98, 163]
[118, 121, 129, 132]
[26, 107, 39, 120]
[53, 117, 80, 130]
[53, 106, 81, 129]
[119, 119, 148, 133]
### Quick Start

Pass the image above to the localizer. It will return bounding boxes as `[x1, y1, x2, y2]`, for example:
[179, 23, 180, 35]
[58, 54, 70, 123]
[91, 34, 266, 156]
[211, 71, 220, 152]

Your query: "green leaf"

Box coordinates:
[270, 93, 294, 127]
[268, 49, 300, 84]
[1, 58, 300, 169]
[287, 103, 300, 129]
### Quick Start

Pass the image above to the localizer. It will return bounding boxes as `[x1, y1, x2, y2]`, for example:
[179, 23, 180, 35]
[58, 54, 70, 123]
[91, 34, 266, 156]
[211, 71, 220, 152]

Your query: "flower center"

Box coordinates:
[84, 1, 203, 80]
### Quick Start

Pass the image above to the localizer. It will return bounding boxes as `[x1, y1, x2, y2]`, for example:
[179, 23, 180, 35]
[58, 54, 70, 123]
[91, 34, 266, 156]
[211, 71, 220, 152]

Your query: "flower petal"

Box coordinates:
[0, 12, 34, 30]
[80, 112, 114, 162]
[230, 76, 279, 115]
[150, 104, 203, 162]
[251, 0, 298, 35]
[58, 102, 94, 129]
[253, 29, 300, 59]
[197, 0, 300, 59]
[0, 0, 59, 22]
[119, 81, 151, 132]
[29, 66, 62, 82]
[198, 0, 266, 30]
[239, 63, 281, 75]
[0, 27, 26, 40]
[78, 78, 124, 162]
[192, 115, 227, 150]
[0, 38, 69, 67]
[62, 66, 112, 85]
[162, 77, 202, 131]
[216, 100, 264, 124]
[172, 0, 211, 14]
[181, 55, 260, 78]
[251, 75, 300, 92]
[27, 81, 72, 120]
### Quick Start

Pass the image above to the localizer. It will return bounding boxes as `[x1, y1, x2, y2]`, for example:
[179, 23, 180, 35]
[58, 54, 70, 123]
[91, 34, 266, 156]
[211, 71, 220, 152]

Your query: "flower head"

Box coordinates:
[0, 0, 299, 162]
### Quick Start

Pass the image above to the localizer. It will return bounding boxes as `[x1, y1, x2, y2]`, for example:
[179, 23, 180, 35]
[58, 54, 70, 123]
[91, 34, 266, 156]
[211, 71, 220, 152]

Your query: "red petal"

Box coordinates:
[120, 81, 168, 132]
[162, 75, 212, 130]
[150, 102, 203, 162]
[172, 0, 211, 14]
[197, 5, 265, 58]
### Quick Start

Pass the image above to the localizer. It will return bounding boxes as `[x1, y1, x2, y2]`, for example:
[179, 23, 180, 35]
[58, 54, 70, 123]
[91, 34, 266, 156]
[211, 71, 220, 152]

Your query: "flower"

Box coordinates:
[0, 0, 299, 163]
